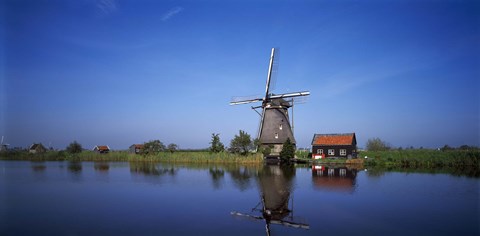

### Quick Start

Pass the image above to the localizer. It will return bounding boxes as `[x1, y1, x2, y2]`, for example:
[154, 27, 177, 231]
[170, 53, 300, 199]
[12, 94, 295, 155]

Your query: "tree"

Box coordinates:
[66, 141, 82, 154]
[143, 140, 165, 155]
[458, 145, 472, 150]
[209, 133, 225, 153]
[167, 143, 178, 153]
[279, 138, 295, 160]
[366, 138, 391, 151]
[262, 145, 272, 157]
[441, 144, 453, 151]
[253, 138, 270, 156]
[229, 130, 253, 155]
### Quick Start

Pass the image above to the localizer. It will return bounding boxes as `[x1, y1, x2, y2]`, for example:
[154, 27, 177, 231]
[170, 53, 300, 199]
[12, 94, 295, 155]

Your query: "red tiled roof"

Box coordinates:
[312, 133, 355, 146]
[133, 144, 144, 149]
[96, 145, 109, 150]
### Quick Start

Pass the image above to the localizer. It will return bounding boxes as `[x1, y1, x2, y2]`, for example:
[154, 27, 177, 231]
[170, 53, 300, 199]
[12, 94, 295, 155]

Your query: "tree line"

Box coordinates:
[209, 130, 295, 159]
[63, 140, 179, 155]
[60, 129, 296, 158]
[365, 137, 479, 151]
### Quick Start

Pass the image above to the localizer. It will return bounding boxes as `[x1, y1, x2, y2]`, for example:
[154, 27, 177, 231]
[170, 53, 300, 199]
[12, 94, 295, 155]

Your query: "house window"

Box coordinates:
[340, 149, 347, 156]
[328, 168, 335, 176]
[317, 149, 323, 154]
[279, 124, 283, 130]
[340, 169, 346, 177]
[274, 133, 278, 139]
[328, 149, 335, 156]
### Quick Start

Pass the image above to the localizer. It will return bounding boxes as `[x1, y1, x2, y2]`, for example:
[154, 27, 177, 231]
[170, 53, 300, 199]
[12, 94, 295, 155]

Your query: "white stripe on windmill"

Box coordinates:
[230, 48, 310, 158]
[0, 136, 9, 151]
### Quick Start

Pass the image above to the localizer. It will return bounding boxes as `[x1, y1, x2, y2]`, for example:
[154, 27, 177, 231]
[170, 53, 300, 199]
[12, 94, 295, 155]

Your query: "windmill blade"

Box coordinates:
[290, 96, 309, 105]
[269, 91, 310, 99]
[264, 48, 276, 101]
[230, 211, 310, 230]
[257, 106, 266, 141]
[268, 48, 280, 93]
[269, 219, 310, 230]
[230, 98, 263, 105]
[231, 211, 265, 221]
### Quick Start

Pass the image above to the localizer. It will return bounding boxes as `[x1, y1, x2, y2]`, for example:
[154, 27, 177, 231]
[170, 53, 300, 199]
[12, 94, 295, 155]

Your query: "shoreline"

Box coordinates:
[1, 149, 478, 168]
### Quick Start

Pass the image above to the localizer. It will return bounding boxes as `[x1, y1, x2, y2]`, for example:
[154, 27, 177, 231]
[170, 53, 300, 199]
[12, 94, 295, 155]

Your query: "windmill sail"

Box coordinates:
[231, 165, 309, 235]
[264, 48, 276, 103]
[230, 48, 310, 158]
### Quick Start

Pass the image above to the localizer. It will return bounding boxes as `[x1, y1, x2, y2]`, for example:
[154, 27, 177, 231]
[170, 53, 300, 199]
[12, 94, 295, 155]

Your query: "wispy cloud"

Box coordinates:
[318, 59, 429, 99]
[162, 6, 184, 21]
[96, 0, 117, 16]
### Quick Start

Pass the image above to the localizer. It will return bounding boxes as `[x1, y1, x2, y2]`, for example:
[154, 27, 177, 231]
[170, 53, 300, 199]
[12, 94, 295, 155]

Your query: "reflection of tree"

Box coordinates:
[228, 166, 254, 191]
[129, 162, 176, 176]
[94, 162, 110, 172]
[68, 161, 82, 173]
[365, 167, 385, 178]
[209, 167, 225, 189]
[232, 164, 309, 235]
[31, 161, 46, 172]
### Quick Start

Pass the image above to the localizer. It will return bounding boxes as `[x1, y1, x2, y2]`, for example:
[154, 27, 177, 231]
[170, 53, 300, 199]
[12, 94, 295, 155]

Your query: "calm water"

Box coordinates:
[0, 161, 478, 235]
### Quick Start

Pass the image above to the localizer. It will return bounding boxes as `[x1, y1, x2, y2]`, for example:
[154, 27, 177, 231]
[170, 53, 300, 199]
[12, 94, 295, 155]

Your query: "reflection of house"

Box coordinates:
[311, 133, 357, 158]
[29, 143, 47, 154]
[129, 144, 144, 154]
[311, 166, 357, 192]
[93, 145, 110, 154]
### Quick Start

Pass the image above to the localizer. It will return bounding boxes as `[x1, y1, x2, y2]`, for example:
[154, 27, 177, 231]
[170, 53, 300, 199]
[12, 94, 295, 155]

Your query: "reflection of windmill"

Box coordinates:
[0, 136, 9, 151]
[231, 165, 309, 235]
[230, 48, 310, 158]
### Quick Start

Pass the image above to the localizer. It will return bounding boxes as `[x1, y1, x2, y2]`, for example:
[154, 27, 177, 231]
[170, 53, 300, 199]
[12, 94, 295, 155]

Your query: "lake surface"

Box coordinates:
[0, 161, 478, 235]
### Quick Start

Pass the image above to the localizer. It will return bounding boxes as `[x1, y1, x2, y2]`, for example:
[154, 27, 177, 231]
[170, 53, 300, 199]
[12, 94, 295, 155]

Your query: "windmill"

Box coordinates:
[231, 164, 309, 235]
[230, 48, 310, 158]
[0, 136, 9, 152]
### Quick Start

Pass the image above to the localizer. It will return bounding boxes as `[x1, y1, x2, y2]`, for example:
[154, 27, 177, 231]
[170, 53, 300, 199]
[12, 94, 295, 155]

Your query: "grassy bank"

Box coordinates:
[296, 149, 479, 168]
[3, 149, 478, 168]
[360, 149, 480, 168]
[0, 150, 263, 164]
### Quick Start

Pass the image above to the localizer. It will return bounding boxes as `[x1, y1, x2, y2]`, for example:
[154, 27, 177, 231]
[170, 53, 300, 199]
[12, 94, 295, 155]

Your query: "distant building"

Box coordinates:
[311, 133, 357, 159]
[29, 143, 47, 154]
[93, 145, 110, 154]
[129, 144, 144, 154]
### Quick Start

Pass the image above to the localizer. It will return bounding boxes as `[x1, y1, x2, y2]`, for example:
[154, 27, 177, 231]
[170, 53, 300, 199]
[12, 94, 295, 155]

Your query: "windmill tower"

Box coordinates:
[0, 136, 9, 152]
[230, 48, 310, 157]
[231, 165, 309, 235]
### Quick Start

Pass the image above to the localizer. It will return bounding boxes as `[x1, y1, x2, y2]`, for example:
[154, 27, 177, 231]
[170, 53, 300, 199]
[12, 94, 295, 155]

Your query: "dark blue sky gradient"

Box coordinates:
[1, 0, 479, 150]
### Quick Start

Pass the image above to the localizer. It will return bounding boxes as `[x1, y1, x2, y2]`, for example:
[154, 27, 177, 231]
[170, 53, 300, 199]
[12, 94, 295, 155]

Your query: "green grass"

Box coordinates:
[3, 149, 478, 170]
[360, 149, 480, 168]
[0, 150, 264, 163]
[129, 151, 263, 164]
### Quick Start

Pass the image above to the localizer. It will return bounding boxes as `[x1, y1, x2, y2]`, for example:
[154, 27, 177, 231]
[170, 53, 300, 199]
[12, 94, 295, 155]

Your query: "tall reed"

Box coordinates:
[361, 149, 480, 168]
[0, 150, 264, 163]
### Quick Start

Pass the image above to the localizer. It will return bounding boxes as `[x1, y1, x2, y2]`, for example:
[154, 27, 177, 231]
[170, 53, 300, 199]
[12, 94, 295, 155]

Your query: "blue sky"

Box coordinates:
[1, 0, 479, 150]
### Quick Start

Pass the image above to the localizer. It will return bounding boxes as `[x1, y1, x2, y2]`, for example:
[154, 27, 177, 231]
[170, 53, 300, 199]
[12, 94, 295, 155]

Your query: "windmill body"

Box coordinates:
[0, 136, 9, 152]
[230, 48, 309, 157]
[230, 165, 309, 235]
[259, 98, 295, 155]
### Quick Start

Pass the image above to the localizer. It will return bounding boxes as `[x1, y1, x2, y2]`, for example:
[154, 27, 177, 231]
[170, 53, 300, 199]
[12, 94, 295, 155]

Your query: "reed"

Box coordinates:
[360, 149, 480, 168]
[0, 150, 264, 163]
[130, 152, 263, 164]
